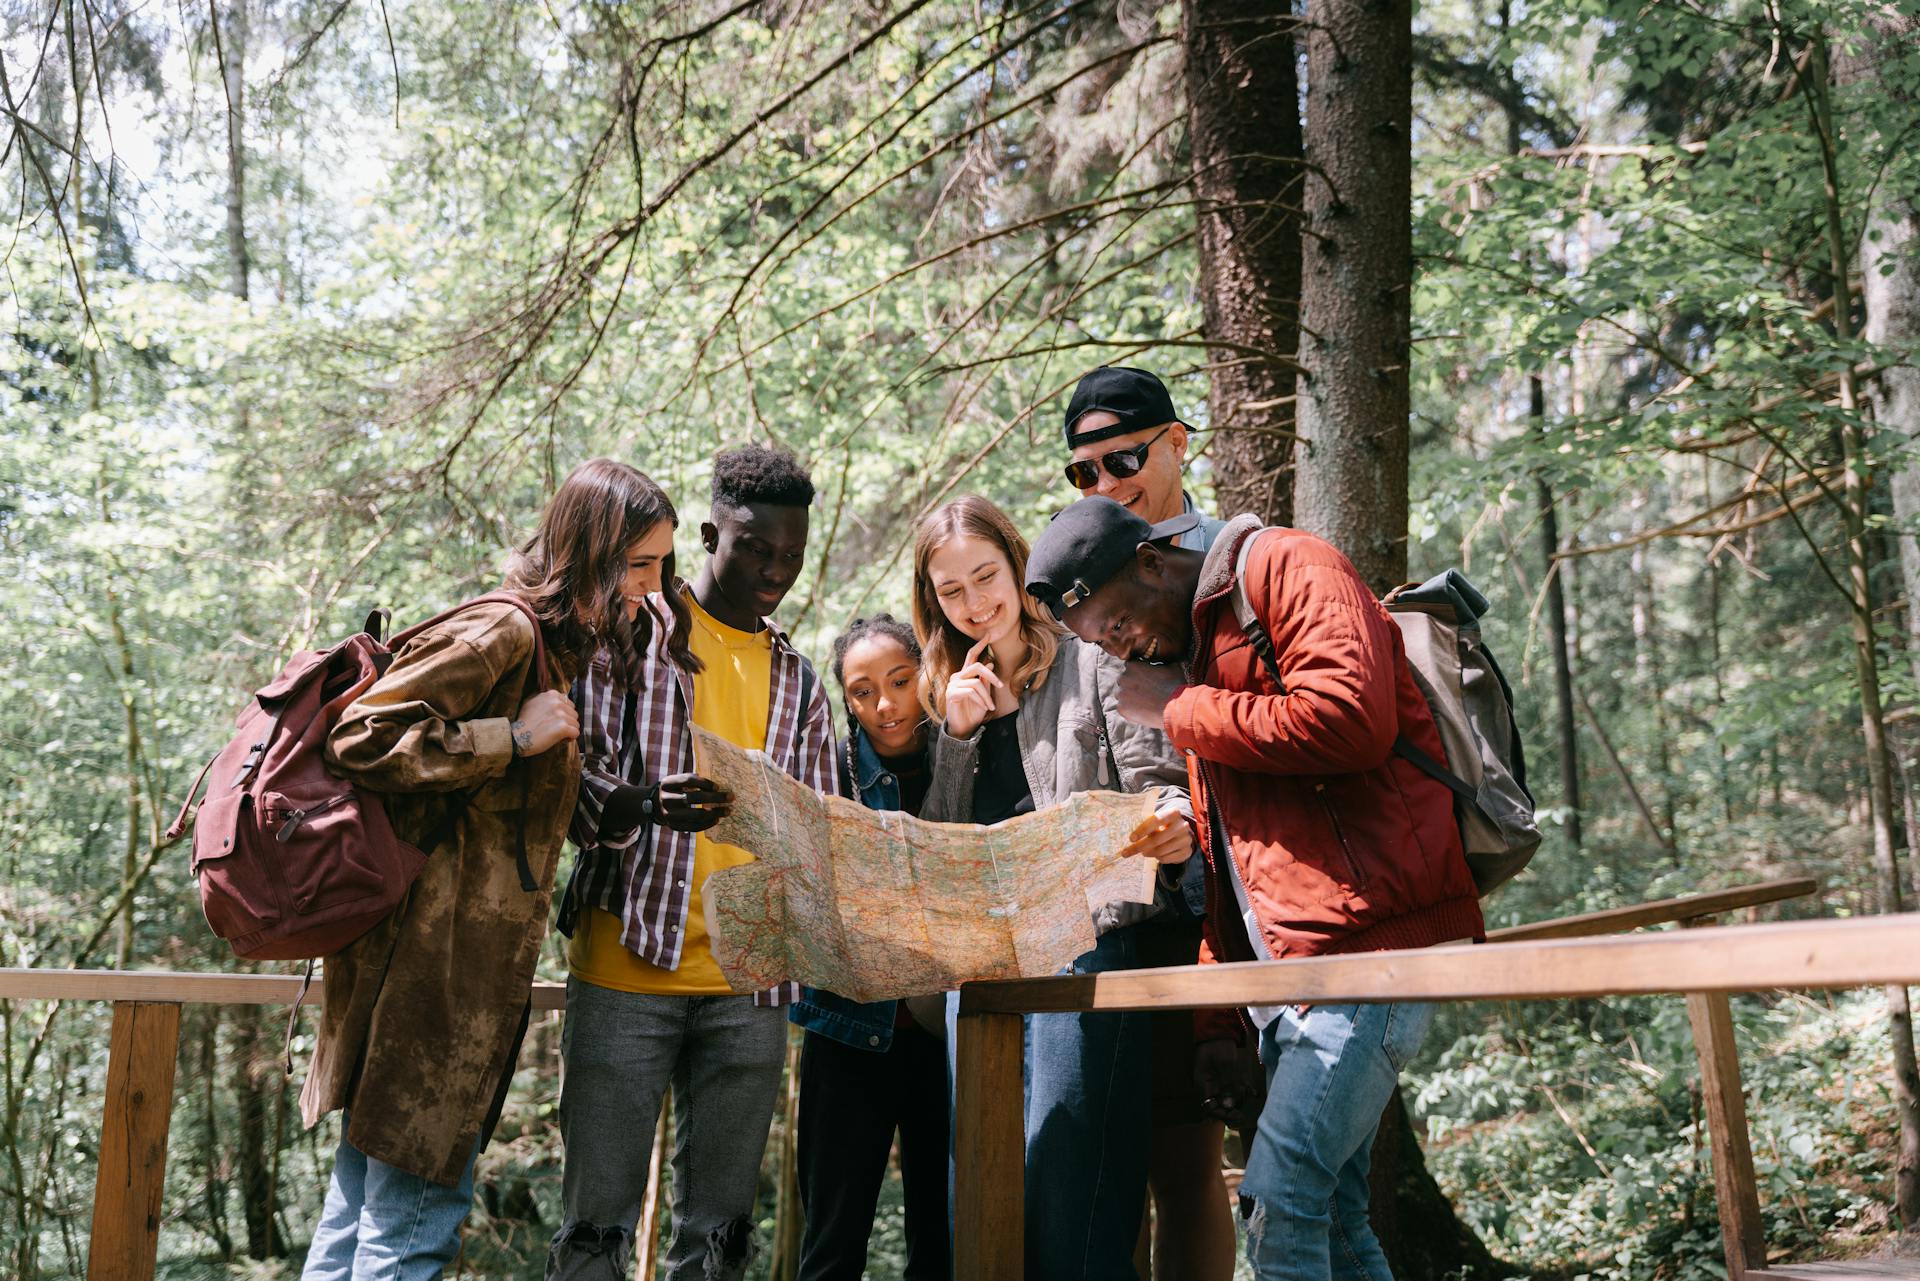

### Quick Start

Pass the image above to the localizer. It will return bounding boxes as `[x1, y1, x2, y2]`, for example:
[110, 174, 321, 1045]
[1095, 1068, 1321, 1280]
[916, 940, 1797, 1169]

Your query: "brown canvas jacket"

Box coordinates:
[299, 599, 581, 1186]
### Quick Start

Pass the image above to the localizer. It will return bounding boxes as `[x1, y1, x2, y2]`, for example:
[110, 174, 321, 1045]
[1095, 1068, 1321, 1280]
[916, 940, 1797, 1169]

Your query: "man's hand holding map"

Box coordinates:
[691, 725, 1159, 1002]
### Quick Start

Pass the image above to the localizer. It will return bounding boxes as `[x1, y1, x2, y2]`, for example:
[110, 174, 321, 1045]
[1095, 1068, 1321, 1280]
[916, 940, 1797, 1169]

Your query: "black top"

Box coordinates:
[972, 712, 1035, 827]
[879, 747, 932, 819]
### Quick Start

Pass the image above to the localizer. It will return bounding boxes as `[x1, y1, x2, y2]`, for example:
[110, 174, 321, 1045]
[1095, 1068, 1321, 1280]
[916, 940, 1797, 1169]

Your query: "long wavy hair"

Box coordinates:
[911, 495, 1063, 722]
[503, 458, 697, 683]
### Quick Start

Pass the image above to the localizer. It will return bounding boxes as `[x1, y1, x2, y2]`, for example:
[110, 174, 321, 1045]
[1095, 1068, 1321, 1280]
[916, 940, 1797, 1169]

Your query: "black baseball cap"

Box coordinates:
[1062, 367, 1181, 448]
[1025, 496, 1199, 619]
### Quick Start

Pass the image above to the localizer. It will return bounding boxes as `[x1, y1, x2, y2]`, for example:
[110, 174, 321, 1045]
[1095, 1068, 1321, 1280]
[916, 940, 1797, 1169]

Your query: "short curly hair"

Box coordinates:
[711, 445, 815, 512]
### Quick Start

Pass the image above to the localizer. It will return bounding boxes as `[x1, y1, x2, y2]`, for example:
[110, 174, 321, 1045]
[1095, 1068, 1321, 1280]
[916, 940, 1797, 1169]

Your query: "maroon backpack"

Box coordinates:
[166, 595, 547, 961]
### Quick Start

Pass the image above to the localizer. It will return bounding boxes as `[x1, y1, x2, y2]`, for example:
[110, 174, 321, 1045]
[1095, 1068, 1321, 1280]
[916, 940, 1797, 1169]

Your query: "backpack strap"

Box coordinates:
[797, 657, 818, 741]
[1389, 734, 1478, 808]
[1227, 531, 1284, 687]
[1228, 530, 1482, 809]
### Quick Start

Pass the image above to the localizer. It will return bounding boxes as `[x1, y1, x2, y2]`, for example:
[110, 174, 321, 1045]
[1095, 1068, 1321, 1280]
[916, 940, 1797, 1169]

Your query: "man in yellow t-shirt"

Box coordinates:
[552, 446, 837, 1281]
[567, 590, 769, 994]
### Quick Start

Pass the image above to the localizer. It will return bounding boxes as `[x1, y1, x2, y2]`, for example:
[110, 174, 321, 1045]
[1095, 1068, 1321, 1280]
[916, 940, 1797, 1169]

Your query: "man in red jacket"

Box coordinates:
[1026, 496, 1483, 1281]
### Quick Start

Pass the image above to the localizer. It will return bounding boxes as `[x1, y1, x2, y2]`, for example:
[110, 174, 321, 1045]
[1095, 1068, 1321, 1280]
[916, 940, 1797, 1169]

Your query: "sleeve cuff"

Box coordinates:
[936, 723, 984, 752]
[1161, 686, 1200, 753]
[472, 716, 515, 775]
[597, 817, 645, 851]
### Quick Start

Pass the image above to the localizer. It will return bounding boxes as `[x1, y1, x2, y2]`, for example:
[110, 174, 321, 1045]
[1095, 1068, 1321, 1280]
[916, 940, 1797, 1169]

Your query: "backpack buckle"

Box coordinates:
[232, 740, 268, 787]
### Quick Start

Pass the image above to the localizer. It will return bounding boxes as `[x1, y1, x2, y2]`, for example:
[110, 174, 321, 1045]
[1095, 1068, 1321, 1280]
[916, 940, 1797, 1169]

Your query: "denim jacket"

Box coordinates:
[787, 724, 920, 1052]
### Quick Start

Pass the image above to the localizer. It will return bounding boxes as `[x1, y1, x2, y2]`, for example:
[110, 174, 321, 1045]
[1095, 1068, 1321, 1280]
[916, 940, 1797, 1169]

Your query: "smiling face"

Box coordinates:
[701, 500, 810, 626]
[839, 633, 925, 757]
[620, 520, 676, 619]
[1067, 412, 1188, 525]
[1061, 545, 1194, 665]
[926, 534, 1024, 653]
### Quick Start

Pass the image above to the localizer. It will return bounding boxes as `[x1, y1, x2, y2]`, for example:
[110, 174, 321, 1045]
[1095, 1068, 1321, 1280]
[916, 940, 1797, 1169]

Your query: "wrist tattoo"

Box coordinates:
[511, 721, 534, 756]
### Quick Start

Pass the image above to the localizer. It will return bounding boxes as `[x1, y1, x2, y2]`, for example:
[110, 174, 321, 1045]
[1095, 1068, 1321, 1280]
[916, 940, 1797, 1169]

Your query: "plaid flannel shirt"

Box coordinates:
[565, 590, 835, 1006]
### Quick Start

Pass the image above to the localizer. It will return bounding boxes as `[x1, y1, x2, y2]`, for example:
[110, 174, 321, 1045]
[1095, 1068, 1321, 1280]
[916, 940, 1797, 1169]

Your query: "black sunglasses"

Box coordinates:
[1063, 425, 1172, 491]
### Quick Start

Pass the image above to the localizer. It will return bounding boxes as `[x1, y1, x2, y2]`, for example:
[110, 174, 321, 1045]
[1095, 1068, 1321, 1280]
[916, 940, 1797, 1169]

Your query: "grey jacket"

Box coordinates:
[923, 637, 1193, 933]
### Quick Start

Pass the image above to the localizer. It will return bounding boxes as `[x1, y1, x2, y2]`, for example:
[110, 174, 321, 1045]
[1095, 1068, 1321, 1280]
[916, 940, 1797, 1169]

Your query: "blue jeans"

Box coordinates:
[302, 1121, 479, 1281]
[948, 923, 1151, 1281]
[1240, 1002, 1436, 1281]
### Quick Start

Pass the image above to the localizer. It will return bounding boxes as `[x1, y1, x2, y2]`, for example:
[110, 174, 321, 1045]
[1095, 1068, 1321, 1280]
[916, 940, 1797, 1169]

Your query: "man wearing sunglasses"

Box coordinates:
[1063, 366, 1228, 555]
[1062, 365, 1237, 1281]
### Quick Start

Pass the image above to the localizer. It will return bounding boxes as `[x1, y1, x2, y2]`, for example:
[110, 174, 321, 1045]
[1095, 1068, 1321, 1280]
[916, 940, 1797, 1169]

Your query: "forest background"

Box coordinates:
[4, 0, 1920, 1277]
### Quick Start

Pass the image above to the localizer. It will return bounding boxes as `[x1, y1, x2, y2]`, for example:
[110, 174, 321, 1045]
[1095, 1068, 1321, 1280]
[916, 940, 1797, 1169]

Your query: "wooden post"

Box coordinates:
[1687, 991, 1767, 1280]
[954, 1008, 1024, 1281]
[88, 1000, 183, 1281]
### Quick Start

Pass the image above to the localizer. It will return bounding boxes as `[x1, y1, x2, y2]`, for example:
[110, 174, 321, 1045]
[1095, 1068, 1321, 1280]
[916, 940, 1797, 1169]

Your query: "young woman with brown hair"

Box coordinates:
[300, 458, 683, 1281]
[913, 494, 1195, 1281]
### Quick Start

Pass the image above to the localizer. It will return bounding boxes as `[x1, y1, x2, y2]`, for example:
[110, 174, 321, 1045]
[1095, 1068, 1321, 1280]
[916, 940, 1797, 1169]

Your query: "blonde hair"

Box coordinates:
[911, 495, 1065, 722]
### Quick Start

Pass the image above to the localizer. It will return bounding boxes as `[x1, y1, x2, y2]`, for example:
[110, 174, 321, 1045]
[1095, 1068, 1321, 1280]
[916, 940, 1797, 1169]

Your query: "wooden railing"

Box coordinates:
[0, 876, 1896, 1281]
[952, 903, 1920, 1281]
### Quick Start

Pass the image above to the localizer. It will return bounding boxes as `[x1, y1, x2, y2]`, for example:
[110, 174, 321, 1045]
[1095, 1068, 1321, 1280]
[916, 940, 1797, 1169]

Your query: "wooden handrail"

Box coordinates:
[0, 878, 1884, 1281]
[0, 969, 569, 1008]
[1483, 876, 1818, 942]
[0, 879, 1820, 1010]
[952, 910, 1920, 1281]
[956, 913, 1920, 1015]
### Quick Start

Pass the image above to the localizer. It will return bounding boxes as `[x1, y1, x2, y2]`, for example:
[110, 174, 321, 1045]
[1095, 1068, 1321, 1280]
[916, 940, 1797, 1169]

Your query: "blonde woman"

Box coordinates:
[913, 494, 1193, 1281]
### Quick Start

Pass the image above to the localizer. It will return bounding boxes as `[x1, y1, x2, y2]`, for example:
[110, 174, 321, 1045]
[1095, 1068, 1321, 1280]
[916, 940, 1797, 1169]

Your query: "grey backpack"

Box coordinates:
[1227, 535, 1540, 896]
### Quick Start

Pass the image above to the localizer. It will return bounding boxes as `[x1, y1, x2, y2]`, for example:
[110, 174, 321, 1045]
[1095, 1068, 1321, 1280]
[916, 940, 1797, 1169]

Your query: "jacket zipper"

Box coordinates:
[1200, 760, 1272, 965]
[276, 793, 348, 842]
[1314, 782, 1367, 887]
[1198, 758, 1268, 1046]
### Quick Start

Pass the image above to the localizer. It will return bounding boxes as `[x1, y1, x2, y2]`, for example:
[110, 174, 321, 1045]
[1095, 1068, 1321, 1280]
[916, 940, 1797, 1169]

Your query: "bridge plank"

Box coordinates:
[956, 914, 1920, 1014]
[86, 1001, 182, 1281]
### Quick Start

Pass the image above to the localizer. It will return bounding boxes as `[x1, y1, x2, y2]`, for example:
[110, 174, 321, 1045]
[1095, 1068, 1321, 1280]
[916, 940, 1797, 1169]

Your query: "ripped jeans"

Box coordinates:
[545, 980, 788, 1281]
[1239, 1002, 1436, 1281]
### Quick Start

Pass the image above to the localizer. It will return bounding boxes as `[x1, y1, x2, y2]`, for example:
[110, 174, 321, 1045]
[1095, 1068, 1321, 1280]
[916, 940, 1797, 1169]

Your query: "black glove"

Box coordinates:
[600, 773, 733, 834]
[653, 773, 732, 833]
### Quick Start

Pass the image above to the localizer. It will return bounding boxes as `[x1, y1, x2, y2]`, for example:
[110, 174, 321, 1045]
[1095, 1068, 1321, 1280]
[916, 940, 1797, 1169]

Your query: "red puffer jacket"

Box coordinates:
[1162, 518, 1483, 1036]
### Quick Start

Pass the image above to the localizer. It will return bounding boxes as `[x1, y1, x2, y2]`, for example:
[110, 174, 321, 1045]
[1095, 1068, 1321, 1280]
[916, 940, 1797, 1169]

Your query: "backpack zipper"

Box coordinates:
[276, 794, 348, 842]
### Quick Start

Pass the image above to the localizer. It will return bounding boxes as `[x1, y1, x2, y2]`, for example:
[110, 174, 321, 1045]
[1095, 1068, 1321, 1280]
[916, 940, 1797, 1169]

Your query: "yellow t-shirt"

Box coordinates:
[568, 593, 772, 995]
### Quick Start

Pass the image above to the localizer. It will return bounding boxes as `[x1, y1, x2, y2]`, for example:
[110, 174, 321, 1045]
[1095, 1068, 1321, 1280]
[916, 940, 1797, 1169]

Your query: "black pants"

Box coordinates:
[796, 1021, 951, 1281]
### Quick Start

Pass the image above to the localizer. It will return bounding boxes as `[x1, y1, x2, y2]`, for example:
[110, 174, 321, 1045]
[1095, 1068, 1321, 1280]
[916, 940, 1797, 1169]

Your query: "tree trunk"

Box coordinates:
[1863, 112, 1920, 748]
[1285, 1, 1506, 1272]
[1536, 471, 1582, 848]
[1630, 535, 1678, 855]
[1808, 29, 1920, 1228]
[1290, 0, 1412, 593]
[229, 1011, 288, 1259]
[1368, 1091, 1504, 1279]
[1183, 0, 1302, 524]
[220, 0, 250, 301]
[197, 1008, 233, 1260]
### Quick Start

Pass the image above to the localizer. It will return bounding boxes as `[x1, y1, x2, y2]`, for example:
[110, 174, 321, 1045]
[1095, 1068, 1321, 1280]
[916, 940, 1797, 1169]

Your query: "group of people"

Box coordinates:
[294, 365, 1486, 1281]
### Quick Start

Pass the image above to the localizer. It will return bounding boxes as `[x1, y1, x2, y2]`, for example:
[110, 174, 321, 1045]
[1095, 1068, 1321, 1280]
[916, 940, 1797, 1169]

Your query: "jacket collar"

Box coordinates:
[1184, 513, 1267, 680]
[849, 723, 890, 792]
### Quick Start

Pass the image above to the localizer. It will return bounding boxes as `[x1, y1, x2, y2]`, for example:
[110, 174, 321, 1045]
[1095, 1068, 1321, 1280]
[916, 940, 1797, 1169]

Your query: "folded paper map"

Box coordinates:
[692, 725, 1158, 1002]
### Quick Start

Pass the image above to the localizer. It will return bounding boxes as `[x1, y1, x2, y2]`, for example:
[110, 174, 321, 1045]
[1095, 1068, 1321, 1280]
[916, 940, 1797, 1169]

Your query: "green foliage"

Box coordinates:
[4, 0, 1919, 1275]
